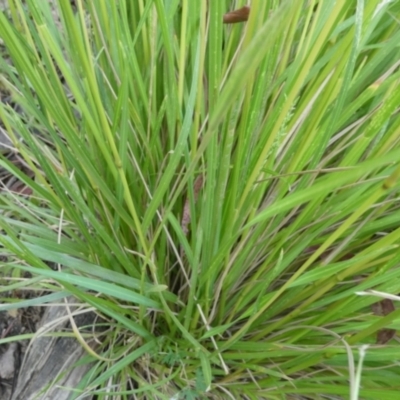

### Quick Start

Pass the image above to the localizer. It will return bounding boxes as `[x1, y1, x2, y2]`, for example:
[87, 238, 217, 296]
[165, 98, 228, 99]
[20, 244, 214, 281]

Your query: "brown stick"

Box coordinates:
[223, 5, 250, 24]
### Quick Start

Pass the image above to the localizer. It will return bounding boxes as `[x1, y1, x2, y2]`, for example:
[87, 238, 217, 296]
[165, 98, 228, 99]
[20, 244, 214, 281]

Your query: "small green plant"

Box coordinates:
[1, 0, 400, 399]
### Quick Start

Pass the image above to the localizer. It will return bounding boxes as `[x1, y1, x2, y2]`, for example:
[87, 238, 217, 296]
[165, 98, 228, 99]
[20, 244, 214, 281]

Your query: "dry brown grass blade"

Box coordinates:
[181, 175, 204, 236]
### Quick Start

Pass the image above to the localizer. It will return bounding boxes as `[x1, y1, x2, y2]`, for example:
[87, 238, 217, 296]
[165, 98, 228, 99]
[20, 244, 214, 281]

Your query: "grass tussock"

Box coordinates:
[1, 0, 400, 399]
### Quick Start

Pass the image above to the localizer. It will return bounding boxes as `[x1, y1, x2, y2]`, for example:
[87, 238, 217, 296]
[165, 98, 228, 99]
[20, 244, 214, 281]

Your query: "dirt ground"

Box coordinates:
[0, 301, 44, 399]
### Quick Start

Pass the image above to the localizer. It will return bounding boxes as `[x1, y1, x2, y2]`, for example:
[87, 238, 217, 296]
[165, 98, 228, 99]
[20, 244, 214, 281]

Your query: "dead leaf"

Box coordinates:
[376, 328, 396, 345]
[372, 298, 395, 316]
[372, 298, 396, 344]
